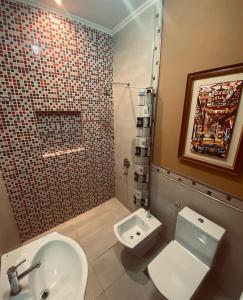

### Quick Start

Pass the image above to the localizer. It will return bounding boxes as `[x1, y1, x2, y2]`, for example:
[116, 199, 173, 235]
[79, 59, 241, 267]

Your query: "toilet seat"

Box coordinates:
[148, 240, 209, 300]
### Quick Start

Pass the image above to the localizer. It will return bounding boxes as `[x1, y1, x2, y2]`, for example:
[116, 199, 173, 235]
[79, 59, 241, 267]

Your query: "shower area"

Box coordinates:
[0, 0, 162, 242]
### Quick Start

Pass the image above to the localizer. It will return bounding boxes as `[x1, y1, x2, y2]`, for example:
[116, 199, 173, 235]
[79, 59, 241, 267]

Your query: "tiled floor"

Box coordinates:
[27, 198, 231, 300]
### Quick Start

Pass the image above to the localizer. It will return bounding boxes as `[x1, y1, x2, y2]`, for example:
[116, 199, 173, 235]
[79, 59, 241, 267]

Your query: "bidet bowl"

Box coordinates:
[28, 234, 88, 300]
[114, 208, 162, 256]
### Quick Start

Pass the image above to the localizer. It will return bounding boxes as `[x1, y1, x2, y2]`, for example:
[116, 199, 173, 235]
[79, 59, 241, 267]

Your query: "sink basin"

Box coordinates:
[29, 237, 87, 300]
[0, 233, 88, 300]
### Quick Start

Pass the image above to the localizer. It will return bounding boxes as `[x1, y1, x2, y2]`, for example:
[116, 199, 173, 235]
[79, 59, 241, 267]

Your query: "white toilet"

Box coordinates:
[148, 207, 225, 300]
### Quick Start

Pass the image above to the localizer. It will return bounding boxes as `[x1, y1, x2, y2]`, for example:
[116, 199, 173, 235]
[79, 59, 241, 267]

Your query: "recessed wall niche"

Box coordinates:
[1, 0, 114, 241]
[36, 111, 83, 157]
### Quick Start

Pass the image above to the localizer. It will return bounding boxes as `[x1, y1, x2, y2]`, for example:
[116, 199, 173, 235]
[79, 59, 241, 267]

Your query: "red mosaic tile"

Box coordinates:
[0, 0, 114, 241]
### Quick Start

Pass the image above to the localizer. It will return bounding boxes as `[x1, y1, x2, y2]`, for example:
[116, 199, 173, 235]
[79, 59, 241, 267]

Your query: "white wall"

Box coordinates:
[113, 5, 155, 211]
[150, 166, 243, 300]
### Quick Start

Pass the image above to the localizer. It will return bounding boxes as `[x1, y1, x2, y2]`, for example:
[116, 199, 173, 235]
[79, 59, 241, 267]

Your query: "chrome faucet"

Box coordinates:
[146, 209, 152, 218]
[7, 259, 41, 296]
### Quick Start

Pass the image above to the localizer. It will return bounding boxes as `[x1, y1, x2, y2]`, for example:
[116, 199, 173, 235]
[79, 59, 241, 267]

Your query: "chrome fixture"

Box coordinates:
[104, 81, 130, 96]
[103, 81, 145, 96]
[122, 158, 130, 176]
[146, 209, 152, 218]
[7, 259, 41, 296]
[123, 158, 130, 168]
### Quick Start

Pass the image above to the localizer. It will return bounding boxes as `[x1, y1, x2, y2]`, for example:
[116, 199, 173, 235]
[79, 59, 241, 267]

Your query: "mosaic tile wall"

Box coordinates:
[0, 0, 114, 241]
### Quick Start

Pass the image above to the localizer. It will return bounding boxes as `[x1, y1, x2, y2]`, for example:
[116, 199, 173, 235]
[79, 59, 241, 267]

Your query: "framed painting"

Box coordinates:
[178, 63, 243, 175]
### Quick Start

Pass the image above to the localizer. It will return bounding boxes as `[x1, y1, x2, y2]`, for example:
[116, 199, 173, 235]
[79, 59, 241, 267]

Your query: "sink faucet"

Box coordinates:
[146, 209, 152, 218]
[7, 259, 41, 296]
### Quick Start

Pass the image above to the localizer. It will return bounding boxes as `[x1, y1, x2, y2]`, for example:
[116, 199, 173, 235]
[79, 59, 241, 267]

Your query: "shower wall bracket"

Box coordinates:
[133, 0, 163, 209]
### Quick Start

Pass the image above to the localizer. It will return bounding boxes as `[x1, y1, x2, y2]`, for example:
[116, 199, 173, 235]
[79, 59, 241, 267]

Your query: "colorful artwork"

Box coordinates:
[191, 80, 243, 158]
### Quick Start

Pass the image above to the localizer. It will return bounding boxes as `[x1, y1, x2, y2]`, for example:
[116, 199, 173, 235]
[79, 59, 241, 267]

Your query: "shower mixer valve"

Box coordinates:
[122, 158, 130, 176]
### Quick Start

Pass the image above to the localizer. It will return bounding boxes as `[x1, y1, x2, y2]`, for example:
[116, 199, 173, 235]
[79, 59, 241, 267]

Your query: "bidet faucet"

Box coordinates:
[7, 259, 41, 296]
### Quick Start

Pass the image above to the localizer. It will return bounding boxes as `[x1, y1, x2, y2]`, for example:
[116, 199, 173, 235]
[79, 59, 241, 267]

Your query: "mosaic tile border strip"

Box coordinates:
[151, 164, 243, 213]
[42, 147, 85, 158]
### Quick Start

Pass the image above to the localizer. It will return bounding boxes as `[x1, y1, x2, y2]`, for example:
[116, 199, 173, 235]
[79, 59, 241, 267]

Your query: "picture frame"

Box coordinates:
[178, 63, 243, 175]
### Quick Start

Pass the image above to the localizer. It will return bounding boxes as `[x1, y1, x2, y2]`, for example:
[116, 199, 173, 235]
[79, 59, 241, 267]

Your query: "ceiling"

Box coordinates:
[27, 0, 149, 32]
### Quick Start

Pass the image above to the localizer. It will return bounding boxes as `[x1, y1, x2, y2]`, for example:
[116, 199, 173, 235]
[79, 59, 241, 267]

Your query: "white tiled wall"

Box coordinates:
[113, 4, 156, 211]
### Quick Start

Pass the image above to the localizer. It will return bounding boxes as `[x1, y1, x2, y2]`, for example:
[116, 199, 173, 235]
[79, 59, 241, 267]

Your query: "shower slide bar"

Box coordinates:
[105, 82, 145, 90]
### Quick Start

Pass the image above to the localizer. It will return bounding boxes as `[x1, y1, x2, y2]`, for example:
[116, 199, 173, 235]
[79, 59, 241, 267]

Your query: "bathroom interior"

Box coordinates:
[1, 0, 243, 299]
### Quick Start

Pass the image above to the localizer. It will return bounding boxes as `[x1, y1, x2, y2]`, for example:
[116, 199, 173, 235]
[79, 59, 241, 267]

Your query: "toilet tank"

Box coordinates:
[175, 207, 225, 267]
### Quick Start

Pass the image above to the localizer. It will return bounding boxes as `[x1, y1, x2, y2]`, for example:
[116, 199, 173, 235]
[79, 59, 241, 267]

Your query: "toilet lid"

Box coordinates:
[148, 241, 209, 300]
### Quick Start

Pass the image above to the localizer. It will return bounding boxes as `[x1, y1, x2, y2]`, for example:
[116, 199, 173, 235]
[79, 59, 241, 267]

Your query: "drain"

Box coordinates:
[136, 232, 141, 236]
[40, 289, 49, 299]
[130, 235, 134, 239]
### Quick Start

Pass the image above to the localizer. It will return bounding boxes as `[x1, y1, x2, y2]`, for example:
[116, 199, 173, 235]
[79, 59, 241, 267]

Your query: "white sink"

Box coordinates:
[0, 233, 88, 300]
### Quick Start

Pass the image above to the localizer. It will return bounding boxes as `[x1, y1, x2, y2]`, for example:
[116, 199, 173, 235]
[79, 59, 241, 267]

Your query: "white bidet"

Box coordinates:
[114, 208, 162, 257]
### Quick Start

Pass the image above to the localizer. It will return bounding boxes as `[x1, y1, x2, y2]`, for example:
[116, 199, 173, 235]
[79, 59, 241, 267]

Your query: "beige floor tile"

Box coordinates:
[101, 198, 130, 221]
[105, 272, 144, 300]
[95, 292, 109, 300]
[92, 243, 125, 289]
[142, 278, 165, 300]
[72, 198, 129, 234]
[71, 198, 125, 228]
[85, 264, 103, 300]
[72, 205, 110, 228]
[105, 271, 163, 300]
[74, 211, 115, 240]
[54, 223, 78, 241]
[74, 203, 120, 262]
[195, 274, 231, 300]
[127, 270, 164, 300]
[119, 244, 147, 273]
[79, 224, 118, 262]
